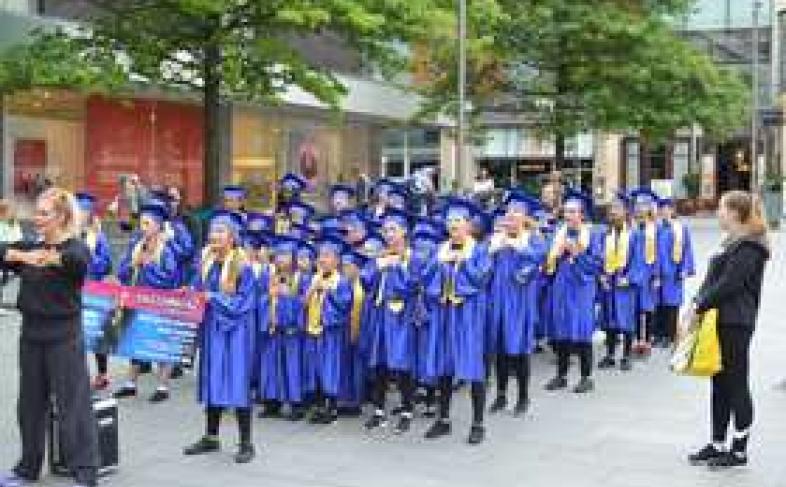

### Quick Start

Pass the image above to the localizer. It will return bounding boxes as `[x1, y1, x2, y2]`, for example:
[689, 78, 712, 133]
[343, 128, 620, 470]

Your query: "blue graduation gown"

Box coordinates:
[169, 218, 196, 286]
[629, 222, 659, 313]
[657, 219, 695, 307]
[489, 233, 548, 356]
[536, 214, 560, 341]
[425, 240, 492, 382]
[599, 226, 637, 334]
[117, 237, 178, 289]
[549, 228, 603, 343]
[257, 271, 308, 403]
[86, 232, 112, 281]
[303, 274, 352, 397]
[339, 277, 369, 406]
[362, 253, 418, 373]
[195, 262, 257, 408]
[411, 252, 439, 385]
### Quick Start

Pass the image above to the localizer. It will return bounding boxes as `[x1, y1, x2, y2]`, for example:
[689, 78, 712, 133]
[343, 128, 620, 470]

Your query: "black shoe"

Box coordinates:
[183, 436, 220, 456]
[534, 344, 545, 354]
[394, 415, 412, 434]
[488, 396, 507, 413]
[597, 356, 616, 369]
[112, 385, 137, 399]
[467, 425, 485, 445]
[234, 443, 255, 464]
[513, 398, 530, 417]
[364, 413, 388, 430]
[688, 444, 724, 465]
[544, 376, 568, 391]
[149, 389, 170, 403]
[620, 358, 633, 372]
[708, 451, 748, 469]
[573, 378, 594, 394]
[257, 407, 281, 419]
[286, 408, 305, 422]
[337, 406, 362, 418]
[170, 366, 184, 380]
[309, 408, 336, 425]
[424, 420, 451, 440]
[422, 405, 437, 418]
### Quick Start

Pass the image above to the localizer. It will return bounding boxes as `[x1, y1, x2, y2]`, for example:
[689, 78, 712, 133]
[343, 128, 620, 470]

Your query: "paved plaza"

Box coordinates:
[1, 218, 785, 487]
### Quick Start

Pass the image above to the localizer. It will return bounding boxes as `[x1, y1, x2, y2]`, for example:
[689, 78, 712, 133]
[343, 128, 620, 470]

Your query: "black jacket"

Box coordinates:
[694, 235, 770, 329]
[0, 238, 89, 341]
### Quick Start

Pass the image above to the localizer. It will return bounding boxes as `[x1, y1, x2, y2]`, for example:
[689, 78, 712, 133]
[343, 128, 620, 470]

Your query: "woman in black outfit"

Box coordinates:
[687, 190, 770, 469]
[0, 188, 99, 487]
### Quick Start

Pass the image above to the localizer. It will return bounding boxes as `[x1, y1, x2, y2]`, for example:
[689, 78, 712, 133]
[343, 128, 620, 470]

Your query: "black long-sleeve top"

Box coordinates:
[694, 235, 769, 329]
[0, 238, 89, 341]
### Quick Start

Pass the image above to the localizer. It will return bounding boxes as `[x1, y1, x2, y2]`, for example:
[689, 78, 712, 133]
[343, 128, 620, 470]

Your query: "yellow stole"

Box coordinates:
[604, 224, 629, 275]
[669, 219, 684, 264]
[200, 246, 246, 295]
[306, 271, 341, 336]
[642, 220, 657, 265]
[545, 224, 591, 275]
[438, 237, 476, 306]
[350, 278, 365, 343]
[374, 247, 410, 307]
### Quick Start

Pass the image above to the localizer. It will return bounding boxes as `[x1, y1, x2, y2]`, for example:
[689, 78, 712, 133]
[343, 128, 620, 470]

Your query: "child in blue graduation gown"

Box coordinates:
[597, 194, 638, 372]
[257, 236, 309, 420]
[535, 182, 563, 348]
[303, 236, 353, 424]
[151, 190, 196, 287]
[113, 203, 179, 403]
[655, 197, 695, 347]
[338, 249, 370, 415]
[488, 193, 547, 416]
[362, 209, 419, 434]
[75, 193, 114, 391]
[629, 189, 660, 356]
[184, 211, 256, 464]
[543, 195, 602, 394]
[423, 198, 492, 445]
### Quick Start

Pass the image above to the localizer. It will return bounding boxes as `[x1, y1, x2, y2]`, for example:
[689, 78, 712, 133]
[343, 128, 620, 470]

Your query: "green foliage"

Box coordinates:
[682, 171, 701, 199]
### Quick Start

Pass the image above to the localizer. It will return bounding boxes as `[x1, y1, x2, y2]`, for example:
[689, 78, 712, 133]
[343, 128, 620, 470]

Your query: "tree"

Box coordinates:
[0, 0, 449, 202]
[416, 0, 749, 180]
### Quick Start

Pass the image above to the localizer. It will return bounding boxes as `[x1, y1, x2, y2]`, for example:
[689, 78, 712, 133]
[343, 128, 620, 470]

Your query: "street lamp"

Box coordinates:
[455, 0, 467, 193]
[751, 0, 763, 191]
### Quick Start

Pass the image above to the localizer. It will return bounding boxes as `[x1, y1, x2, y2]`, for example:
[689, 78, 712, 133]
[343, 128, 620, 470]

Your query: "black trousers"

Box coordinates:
[604, 332, 632, 359]
[636, 311, 655, 342]
[95, 354, 108, 375]
[495, 354, 530, 402]
[15, 336, 99, 486]
[372, 367, 414, 414]
[206, 407, 252, 445]
[437, 376, 485, 425]
[555, 341, 592, 378]
[655, 305, 680, 343]
[711, 326, 754, 446]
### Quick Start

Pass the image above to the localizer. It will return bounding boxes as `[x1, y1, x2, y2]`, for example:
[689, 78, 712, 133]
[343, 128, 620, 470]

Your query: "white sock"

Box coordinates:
[712, 441, 727, 451]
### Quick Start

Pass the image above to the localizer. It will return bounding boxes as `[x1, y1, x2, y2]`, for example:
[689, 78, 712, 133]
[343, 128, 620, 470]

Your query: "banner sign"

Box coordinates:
[82, 281, 206, 364]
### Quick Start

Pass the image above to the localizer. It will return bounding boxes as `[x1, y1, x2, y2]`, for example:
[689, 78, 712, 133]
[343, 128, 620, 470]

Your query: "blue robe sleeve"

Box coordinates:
[571, 231, 602, 283]
[140, 245, 179, 289]
[210, 266, 258, 330]
[117, 246, 134, 285]
[515, 235, 547, 284]
[459, 243, 492, 290]
[171, 220, 196, 263]
[680, 229, 696, 278]
[89, 233, 113, 280]
[324, 277, 353, 328]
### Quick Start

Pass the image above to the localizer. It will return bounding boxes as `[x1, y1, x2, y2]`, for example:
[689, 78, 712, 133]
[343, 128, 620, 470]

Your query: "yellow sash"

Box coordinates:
[604, 224, 629, 275]
[374, 247, 410, 307]
[643, 221, 657, 265]
[545, 224, 591, 275]
[350, 278, 364, 343]
[200, 246, 246, 295]
[438, 238, 476, 306]
[130, 233, 167, 285]
[670, 219, 684, 264]
[306, 271, 340, 336]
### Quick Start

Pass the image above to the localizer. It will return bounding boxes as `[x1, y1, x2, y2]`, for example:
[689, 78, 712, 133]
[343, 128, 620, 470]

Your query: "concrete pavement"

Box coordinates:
[1, 218, 786, 487]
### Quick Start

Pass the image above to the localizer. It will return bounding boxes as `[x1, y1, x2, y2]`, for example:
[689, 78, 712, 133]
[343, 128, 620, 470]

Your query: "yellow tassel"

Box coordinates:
[644, 221, 656, 265]
[350, 278, 364, 343]
[671, 220, 684, 264]
[604, 224, 629, 275]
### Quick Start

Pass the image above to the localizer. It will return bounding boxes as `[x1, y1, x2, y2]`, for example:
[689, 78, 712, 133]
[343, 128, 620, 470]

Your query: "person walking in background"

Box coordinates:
[0, 200, 24, 308]
[0, 188, 101, 487]
[687, 191, 770, 469]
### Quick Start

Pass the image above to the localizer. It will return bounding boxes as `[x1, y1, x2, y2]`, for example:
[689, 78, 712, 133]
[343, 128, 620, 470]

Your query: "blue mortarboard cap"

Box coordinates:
[563, 188, 594, 218]
[412, 229, 442, 246]
[288, 223, 315, 240]
[75, 192, 97, 213]
[316, 234, 348, 256]
[210, 210, 245, 241]
[387, 185, 409, 209]
[412, 216, 438, 236]
[381, 208, 410, 233]
[374, 178, 398, 197]
[222, 185, 247, 200]
[505, 191, 540, 215]
[629, 187, 657, 207]
[271, 235, 300, 256]
[611, 190, 631, 209]
[243, 229, 271, 249]
[341, 210, 367, 231]
[317, 215, 344, 237]
[140, 202, 169, 224]
[342, 248, 369, 268]
[287, 201, 315, 225]
[657, 196, 675, 208]
[246, 212, 274, 233]
[443, 197, 480, 222]
[280, 173, 308, 193]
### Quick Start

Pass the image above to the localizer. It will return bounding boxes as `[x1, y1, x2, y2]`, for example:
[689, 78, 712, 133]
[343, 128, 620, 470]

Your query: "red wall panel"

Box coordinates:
[85, 96, 204, 209]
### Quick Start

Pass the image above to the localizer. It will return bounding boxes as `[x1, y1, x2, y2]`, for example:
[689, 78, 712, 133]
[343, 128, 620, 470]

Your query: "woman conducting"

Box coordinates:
[0, 188, 100, 487]
[687, 190, 770, 469]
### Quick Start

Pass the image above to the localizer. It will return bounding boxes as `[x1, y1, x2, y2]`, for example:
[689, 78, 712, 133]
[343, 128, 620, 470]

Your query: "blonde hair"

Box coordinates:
[39, 187, 79, 240]
[721, 190, 768, 236]
[0, 200, 15, 221]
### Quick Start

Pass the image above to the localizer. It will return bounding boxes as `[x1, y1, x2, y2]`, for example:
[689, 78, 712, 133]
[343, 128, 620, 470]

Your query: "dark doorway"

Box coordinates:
[716, 140, 752, 194]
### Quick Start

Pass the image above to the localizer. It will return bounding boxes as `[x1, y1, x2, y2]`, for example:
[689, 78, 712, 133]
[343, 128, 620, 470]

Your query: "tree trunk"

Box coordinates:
[555, 132, 566, 171]
[203, 43, 221, 205]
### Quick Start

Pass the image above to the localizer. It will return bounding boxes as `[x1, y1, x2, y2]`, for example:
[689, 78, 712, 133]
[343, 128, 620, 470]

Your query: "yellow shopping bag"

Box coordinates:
[671, 309, 722, 377]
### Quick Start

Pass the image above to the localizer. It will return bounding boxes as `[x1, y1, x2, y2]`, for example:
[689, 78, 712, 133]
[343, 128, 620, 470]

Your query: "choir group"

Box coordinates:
[73, 173, 695, 462]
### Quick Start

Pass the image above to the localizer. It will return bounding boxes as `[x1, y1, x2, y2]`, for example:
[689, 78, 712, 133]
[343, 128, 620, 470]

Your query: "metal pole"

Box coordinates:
[456, 0, 467, 192]
[752, 0, 762, 190]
